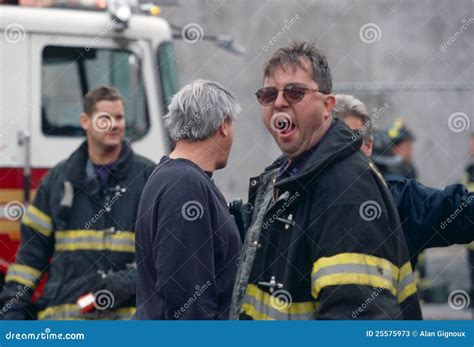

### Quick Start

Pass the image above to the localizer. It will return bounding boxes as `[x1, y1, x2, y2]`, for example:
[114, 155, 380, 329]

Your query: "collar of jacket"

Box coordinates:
[272, 118, 362, 189]
[64, 140, 134, 188]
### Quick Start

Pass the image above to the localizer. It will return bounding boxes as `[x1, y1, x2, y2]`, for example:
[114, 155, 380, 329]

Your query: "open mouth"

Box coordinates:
[280, 122, 296, 136]
[270, 112, 296, 138]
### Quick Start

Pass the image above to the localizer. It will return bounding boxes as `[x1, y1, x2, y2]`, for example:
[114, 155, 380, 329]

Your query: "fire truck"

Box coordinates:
[0, 0, 242, 290]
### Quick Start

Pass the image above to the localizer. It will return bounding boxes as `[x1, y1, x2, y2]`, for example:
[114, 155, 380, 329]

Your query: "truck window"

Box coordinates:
[41, 45, 149, 141]
[157, 41, 179, 112]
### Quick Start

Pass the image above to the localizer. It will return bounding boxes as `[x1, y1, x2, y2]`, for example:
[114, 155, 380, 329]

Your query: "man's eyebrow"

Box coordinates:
[286, 82, 308, 87]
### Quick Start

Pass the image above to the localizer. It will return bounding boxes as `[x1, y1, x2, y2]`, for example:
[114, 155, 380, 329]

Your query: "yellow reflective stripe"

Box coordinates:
[398, 282, 417, 303]
[397, 261, 417, 302]
[5, 263, 42, 287]
[27, 205, 52, 225]
[242, 303, 274, 320]
[55, 243, 135, 252]
[22, 205, 53, 237]
[38, 304, 80, 320]
[55, 230, 135, 253]
[246, 284, 316, 314]
[241, 284, 318, 320]
[399, 261, 413, 281]
[312, 253, 399, 276]
[313, 273, 396, 298]
[38, 304, 136, 320]
[4, 275, 35, 287]
[114, 307, 136, 317]
[311, 253, 417, 303]
[56, 230, 134, 241]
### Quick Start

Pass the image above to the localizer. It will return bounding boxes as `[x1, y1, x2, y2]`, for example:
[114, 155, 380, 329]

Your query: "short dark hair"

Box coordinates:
[83, 85, 124, 116]
[263, 41, 333, 94]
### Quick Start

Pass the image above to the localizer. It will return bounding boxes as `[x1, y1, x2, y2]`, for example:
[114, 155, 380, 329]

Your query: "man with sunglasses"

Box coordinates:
[230, 41, 422, 320]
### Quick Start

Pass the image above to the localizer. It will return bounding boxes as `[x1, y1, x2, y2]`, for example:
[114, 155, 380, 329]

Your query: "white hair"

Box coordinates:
[334, 94, 373, 142]
[164, 79, 241, 141]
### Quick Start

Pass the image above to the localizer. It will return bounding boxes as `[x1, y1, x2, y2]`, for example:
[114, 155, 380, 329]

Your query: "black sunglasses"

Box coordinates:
[255, 84, 324, 106]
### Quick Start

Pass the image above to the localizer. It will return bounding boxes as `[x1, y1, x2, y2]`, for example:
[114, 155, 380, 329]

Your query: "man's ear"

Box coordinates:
[365, 139, 374, 157]
[324, 95, 336, 120]
[80, 113, 90, 132]
[219, 118, 232, 137]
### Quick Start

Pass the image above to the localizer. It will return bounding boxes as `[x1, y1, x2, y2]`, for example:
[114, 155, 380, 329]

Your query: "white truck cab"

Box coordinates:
[0, 1, 179, 277]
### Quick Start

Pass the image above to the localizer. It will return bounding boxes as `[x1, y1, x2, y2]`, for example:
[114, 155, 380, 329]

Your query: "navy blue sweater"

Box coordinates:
[135, 156, 241, 319]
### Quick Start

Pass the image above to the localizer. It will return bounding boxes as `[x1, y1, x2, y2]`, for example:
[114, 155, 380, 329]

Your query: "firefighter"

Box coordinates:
[333, 94, 474, 268]
[0, 86, 155, 320]
[460, 132, 474, 192]
[385, 116, 435, 298]
[460, 133, 474, 314]
[230, 42, 422, 320]
[386, 118, 418, 180]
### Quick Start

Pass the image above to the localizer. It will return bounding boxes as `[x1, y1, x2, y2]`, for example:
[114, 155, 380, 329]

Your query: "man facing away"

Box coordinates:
[135, 80, 242, 320]
[334, 94, 473, 267]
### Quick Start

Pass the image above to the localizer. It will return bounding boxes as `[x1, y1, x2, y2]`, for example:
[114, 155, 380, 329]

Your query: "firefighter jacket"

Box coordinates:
[230, 118, 422, 320]
[1, 141, 154, 320]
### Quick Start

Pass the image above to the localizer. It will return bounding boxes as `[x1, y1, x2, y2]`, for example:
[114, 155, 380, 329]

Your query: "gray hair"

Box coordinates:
[334, 94, 373, 142]
[165, 79, 240, 141]
[263, 41, 332, 94]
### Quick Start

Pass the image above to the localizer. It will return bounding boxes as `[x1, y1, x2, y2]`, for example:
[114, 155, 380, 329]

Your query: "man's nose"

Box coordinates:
[273, 90, 289, 110]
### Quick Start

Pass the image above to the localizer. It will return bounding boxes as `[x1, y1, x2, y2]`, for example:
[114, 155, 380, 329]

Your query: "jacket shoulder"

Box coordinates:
[317, 152, 379, 193]
[131, 153, 155, 168]
[40, 159, 68, 186]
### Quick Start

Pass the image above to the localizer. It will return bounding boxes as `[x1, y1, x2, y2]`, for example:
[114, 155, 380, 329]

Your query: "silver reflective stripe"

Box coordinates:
[397, 272, 415, 292]
[60, 181, 74, 208]
[243, 295, 316, 320]
[40, 309, 134, 320]
[6, 266, 40, 284]
[55, 237, 134, 247]
[24, 209, 52, 234]
[54, 230, 135, 252]
[312, 263, 395, 285]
